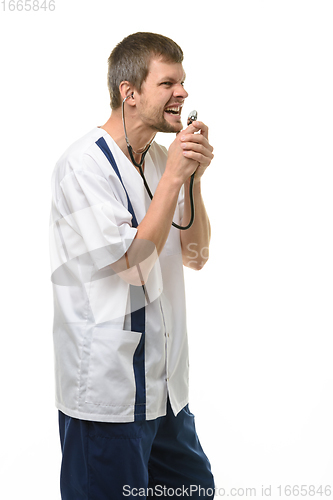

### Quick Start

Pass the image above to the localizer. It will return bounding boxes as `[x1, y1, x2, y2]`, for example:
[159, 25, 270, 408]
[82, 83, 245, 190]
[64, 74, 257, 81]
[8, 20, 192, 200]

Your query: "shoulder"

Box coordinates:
[53, 128, 107, 182]
[150, 140, 168, 158]
[148, 141, 168, 173]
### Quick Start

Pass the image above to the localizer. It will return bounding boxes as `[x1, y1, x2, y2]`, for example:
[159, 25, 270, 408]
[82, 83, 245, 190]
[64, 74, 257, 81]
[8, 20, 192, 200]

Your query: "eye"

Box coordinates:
[161, 82, 172, 87]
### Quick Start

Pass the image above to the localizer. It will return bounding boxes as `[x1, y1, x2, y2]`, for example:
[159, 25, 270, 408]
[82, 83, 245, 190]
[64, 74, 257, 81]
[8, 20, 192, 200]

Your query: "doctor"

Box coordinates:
[50, 32, 215, 499]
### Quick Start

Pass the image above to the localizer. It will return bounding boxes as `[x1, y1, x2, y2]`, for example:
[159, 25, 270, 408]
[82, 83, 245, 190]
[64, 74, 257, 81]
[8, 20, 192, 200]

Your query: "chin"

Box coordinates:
[172, 120, 183, 132]
[160, 118, 183, 134]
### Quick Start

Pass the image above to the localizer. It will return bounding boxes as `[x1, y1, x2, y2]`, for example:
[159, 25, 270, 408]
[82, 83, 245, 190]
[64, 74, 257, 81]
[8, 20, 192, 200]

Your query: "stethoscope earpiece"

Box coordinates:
[123, 92, 134, 102]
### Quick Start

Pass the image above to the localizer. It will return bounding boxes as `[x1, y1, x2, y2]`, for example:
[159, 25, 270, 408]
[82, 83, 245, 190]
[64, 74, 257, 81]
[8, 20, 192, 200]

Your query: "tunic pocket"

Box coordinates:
[85, 326, 142, 407]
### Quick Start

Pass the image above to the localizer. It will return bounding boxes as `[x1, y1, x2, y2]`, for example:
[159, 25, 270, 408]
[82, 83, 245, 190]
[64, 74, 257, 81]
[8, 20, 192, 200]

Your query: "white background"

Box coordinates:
[0, 0, 333, 498]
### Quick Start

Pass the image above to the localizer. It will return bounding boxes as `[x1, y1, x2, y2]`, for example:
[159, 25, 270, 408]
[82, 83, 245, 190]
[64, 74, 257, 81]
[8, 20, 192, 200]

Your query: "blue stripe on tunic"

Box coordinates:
[96, 137, 146, 421]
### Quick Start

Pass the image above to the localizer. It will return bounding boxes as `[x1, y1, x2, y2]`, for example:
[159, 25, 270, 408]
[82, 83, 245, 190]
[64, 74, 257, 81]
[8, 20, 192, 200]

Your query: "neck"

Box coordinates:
[100, 108, 155, 166]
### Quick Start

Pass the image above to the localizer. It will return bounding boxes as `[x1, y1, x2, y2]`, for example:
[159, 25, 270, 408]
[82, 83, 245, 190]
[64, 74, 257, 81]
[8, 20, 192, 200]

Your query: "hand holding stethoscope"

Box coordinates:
[122, 95, 213, 230]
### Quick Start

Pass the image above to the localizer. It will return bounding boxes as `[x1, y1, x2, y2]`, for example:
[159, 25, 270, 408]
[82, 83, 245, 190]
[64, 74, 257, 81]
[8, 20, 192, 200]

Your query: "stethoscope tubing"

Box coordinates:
[122, 95, 195, 230]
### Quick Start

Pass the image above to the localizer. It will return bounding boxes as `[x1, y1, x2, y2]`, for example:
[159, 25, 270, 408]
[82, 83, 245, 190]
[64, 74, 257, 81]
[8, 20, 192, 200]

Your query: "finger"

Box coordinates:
[180, 134, 214, 153]
[181, 142, 213, 158]
[182, 120, 204, 134]
[176, 125, 195, 136]
[180, 124, 211, 142]
[181, 125, 197, 136]
[188, 121, 209, 139]
[183, 148, 214, 165]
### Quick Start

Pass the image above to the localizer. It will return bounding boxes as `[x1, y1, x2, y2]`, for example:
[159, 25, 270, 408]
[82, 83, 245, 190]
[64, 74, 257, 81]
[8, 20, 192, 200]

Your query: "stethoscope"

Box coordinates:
[122, 94, 197, 230]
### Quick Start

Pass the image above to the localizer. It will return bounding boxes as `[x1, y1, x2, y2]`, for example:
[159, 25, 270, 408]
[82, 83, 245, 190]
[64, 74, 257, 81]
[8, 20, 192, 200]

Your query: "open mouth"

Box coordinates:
[164, 105, 183, 116]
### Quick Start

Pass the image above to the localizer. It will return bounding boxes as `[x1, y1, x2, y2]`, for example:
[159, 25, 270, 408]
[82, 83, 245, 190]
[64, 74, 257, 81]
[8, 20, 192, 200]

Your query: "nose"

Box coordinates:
[174, 83, 188, 100]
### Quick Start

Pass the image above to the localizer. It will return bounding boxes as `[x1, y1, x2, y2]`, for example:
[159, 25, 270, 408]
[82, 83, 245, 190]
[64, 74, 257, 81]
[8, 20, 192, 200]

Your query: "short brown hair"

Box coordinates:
[107, 32, 184, 109]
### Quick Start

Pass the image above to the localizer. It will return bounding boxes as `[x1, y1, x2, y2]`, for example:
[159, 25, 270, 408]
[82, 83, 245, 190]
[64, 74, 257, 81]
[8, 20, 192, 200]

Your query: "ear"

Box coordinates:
[119, 81, 136, 106]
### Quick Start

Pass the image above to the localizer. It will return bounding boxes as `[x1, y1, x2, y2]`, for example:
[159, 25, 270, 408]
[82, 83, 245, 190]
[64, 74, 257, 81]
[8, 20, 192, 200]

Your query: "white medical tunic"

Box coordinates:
[49, 127, 189, 423]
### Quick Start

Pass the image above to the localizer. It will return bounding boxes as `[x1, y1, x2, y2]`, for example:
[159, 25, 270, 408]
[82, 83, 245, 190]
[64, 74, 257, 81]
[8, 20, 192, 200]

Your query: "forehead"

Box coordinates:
[146, 57, 186, 83]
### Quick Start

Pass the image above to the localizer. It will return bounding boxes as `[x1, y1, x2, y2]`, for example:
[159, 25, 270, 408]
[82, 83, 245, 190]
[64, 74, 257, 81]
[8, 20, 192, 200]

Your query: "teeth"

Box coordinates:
[165, 107, 181, 114]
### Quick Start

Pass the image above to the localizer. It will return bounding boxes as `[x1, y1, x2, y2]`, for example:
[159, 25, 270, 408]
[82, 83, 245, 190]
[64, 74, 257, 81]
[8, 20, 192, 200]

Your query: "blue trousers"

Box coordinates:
[59, 399, 215, 499]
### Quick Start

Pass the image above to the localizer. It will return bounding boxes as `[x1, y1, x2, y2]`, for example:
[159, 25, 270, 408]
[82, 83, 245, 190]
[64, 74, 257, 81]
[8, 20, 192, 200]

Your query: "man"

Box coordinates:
[50, 32, 215, 499]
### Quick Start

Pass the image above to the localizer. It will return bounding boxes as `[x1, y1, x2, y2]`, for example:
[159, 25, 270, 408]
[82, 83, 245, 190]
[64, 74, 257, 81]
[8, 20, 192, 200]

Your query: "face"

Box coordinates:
[135, 57, 189, 133]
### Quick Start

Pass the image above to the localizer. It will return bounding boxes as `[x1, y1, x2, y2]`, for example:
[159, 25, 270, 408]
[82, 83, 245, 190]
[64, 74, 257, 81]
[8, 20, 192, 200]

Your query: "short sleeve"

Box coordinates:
[56, 168, 137, 271]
